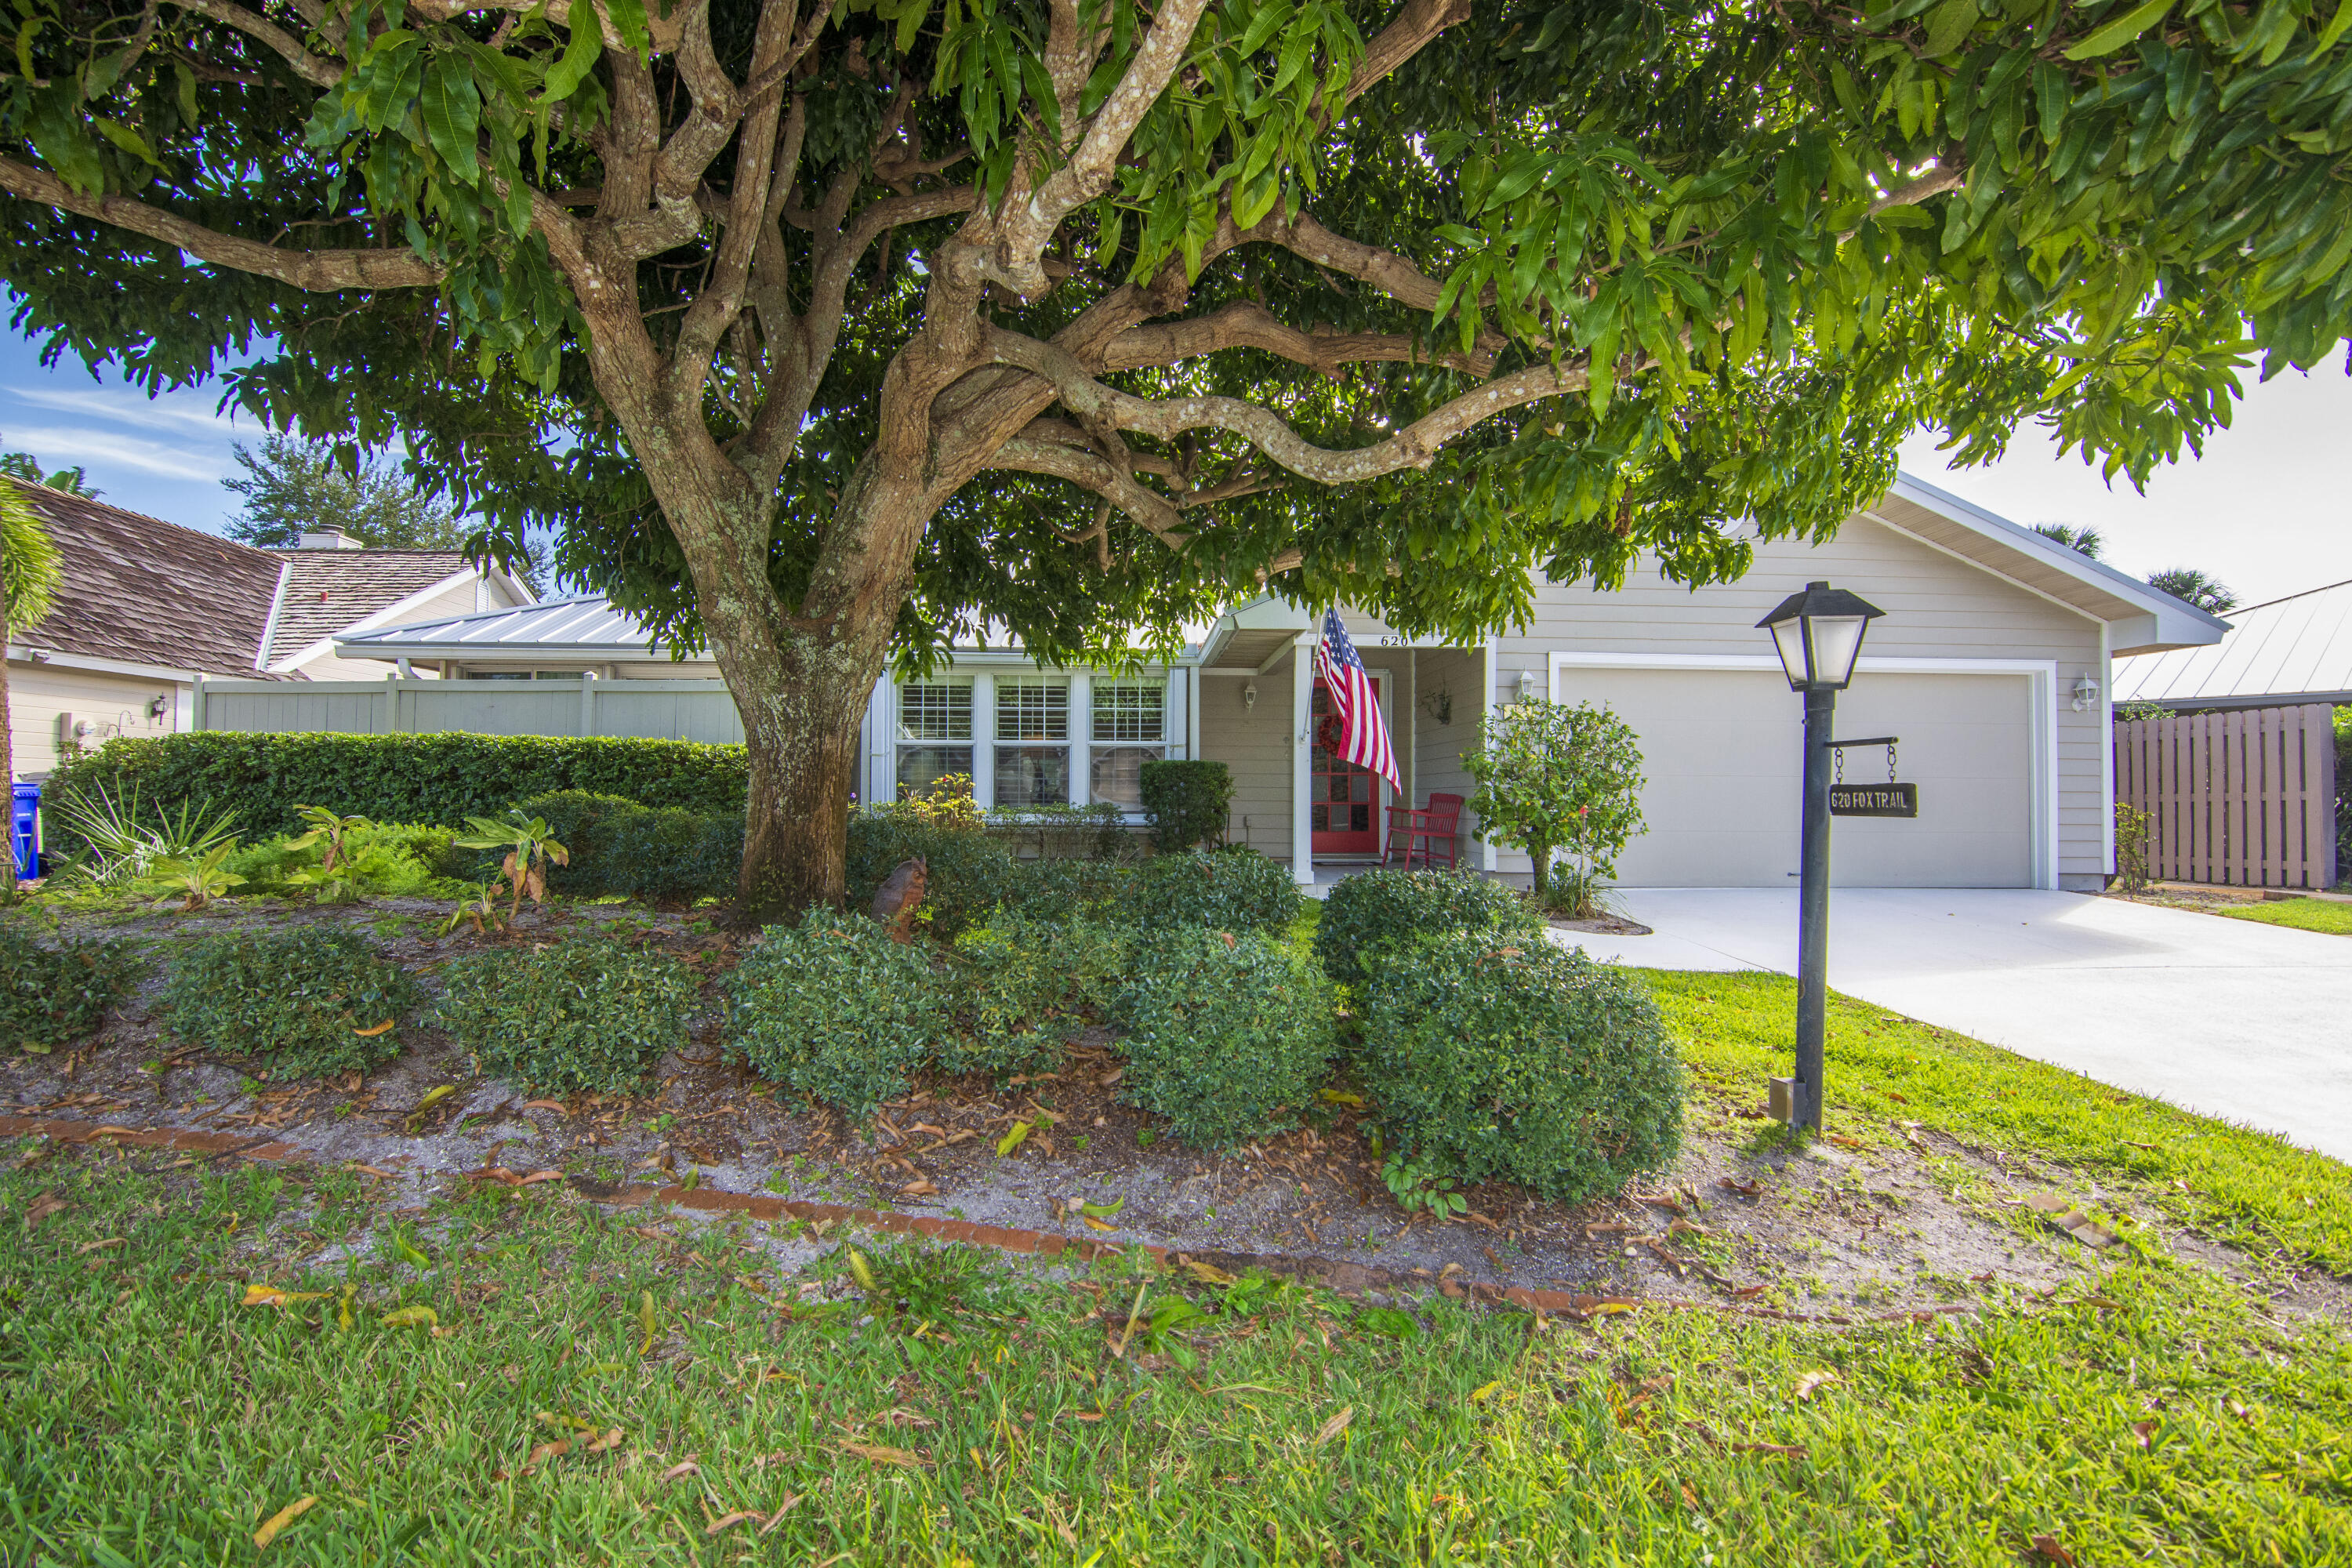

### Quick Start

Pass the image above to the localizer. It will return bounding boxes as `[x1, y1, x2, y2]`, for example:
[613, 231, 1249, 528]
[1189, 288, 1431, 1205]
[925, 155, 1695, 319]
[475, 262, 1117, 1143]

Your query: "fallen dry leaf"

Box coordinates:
[241, 1284, 332, 1308]
[2129, 1420, 2156, 1450]
[252, 1496, 317, 1548]
[1181, 1259, 1238, 1286]
[835, 1442, 928, 1468]
[521, 1099, 568, 1113]
[1312, 1406, 1354, 1448]
[2029, 1534, 2076, 1566]
[1792, 1370, 1840, 1402]
[517, 1170, 563, 1186]
[76, 1237, 126, 1255]
[23, 1190, 65, 1231]
[381, 1305, 439, 1329]
[1083, 1216, 1115, 1233]
[660, 1460, 701, 1483]
[899, 1178, 938, 1197]
[352, 1020, 397, 1038]
[704, 1511, 761, 1536]
[348, 1164, 396, 1179]
[759, 1494, 803, 1536]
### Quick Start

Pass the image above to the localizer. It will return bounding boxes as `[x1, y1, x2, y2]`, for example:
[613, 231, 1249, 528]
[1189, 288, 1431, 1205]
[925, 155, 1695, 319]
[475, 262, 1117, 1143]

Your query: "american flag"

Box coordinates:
[1314, 609, 1399, 790]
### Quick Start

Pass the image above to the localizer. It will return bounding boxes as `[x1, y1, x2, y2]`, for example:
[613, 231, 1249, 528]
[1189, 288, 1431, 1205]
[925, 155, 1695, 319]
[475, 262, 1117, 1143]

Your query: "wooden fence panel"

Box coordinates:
[2115, 702, 2339, 889]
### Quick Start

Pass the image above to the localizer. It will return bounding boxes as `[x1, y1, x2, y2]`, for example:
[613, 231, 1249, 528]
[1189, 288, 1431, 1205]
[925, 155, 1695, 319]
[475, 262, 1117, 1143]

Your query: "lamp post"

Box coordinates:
[1756, 580, 1884, 1132]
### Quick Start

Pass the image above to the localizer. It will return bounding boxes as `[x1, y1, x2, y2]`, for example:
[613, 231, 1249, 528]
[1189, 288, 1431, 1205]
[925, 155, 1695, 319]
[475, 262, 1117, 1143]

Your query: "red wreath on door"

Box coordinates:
[1316, 714, 1345, 754]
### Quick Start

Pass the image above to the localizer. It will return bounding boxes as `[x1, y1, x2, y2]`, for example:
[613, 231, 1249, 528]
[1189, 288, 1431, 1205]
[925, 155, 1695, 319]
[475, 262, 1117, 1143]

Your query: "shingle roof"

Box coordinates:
[10, 482, 293, 678]
[263, 549, 476, 667]
[2114, 578, 2352, 710]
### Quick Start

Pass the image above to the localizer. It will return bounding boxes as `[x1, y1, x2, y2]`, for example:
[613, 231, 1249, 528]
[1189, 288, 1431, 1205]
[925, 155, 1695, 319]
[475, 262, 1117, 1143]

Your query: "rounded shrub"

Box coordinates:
[845, 811, 1017, 939]
[945, 913, 1131, 1078]
[435, 931, 700, 1094]
[0, 921, 141, 1054]
[724, 909, 949, 1123]
[1123, 848, 1301, 935]
[1314, 868, 1543, 987]
[1357, 931, 1681, 1203]
[1138, 759, 1233, 851]
[162, 927, 423, 1078]
[1112, 929, 1333, 1150]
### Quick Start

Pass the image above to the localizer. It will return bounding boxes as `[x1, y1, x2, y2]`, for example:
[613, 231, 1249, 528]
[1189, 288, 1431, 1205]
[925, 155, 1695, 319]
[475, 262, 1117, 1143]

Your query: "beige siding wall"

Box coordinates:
[1489, 516, 2108, 886]
[9, 662, 186, 778]
[1196, 654, 1296, 862]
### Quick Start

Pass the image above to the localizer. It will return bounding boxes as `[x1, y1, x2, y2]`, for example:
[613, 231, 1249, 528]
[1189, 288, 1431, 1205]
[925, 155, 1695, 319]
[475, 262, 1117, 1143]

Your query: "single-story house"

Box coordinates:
[325, 474, 2224, 893]
[2113, 577, 2352, 713]
[8, 483, 534, 778]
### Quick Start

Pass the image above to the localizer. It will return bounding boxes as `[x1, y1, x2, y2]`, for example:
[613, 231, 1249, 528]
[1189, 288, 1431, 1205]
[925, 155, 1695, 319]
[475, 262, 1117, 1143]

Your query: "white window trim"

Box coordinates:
[873, 668, 1181, 820]
[1545, 649, 2061, 891]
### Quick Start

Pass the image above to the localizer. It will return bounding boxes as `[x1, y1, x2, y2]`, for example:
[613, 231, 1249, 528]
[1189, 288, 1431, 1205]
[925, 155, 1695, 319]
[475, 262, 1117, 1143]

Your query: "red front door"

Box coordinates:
[1310, 676, 1382, 855]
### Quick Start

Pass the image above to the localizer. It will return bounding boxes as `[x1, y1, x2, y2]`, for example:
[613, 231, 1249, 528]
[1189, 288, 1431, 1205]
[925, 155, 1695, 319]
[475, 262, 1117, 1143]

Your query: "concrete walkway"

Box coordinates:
[1556, 888, 2352, 1163]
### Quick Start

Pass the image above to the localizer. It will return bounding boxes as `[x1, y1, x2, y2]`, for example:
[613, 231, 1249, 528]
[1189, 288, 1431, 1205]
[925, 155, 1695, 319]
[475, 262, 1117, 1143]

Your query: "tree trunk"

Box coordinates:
[1527, 836, 1551, 900]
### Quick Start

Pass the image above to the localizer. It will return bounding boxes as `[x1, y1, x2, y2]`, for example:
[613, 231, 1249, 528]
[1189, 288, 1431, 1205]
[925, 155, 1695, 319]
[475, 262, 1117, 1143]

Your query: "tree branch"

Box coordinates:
[987, 325, 1596, 485]
[1341, 0, 1472, 108]
[989, 435, 1188, 543]
[0, 156, 442, 290]
[1102, 299, 1496, 377]
[165, 0, 340, 88]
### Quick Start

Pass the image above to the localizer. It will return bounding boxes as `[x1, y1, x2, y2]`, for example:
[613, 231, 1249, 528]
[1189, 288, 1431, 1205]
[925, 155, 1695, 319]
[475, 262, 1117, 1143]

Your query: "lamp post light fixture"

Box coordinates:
[1756, 580, 1885, 1133]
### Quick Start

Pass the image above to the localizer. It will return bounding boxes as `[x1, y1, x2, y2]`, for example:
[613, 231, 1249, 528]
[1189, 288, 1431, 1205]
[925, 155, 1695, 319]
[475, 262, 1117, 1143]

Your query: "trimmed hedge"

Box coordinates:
[435, 932, 701, 1094]
[945, 913, 1131, 1078]
[1139, 760, 1232, 851]
[160, 928, 422, 1079]
[0, 921, 141, 1054]
[514, 790, 744, 903]
[1356, 931, 1681, 1203]
[1126, 848, 1301, 935]
[46, 731, 749, 846]
[1314, 869, 1544, 986]
[1112, 929, 1333, 1150]
[725, 909, 951, 1123]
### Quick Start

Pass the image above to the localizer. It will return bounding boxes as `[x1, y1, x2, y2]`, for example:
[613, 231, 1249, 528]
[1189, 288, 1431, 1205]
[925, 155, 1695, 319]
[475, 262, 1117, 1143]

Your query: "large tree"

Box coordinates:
[3, 0, 2347, 918]
[222, 432, 470, 549]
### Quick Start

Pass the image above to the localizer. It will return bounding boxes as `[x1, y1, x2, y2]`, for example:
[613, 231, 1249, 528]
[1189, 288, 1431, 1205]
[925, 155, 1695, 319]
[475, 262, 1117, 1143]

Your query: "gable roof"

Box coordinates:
[2114, 577, 2352, 710]
[1858, 475, 2232, 656]
[9, 482, 295, 679]
[336, 594, 710, 662]
[260, 548, 509, 671]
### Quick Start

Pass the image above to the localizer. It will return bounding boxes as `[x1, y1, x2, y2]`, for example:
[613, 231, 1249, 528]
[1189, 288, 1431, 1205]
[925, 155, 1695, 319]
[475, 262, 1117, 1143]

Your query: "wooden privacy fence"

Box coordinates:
[2114, 704, 2338, 888]
[192, 676, 746, 744]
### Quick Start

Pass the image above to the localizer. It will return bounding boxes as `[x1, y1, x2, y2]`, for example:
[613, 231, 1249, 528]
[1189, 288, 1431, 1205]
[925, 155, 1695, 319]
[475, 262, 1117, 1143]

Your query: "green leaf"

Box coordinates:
[90, 118, 162, 169]
[174, 62, 199, 126]
[1920, 0, 1977, 59]
[2062, 0, 2174, 61]
[421, 58, 482, 184]
[540, 0, 605, 100]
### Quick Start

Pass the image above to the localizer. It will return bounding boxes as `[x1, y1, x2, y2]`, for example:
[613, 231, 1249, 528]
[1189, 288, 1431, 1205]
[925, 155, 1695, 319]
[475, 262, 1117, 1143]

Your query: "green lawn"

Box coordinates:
[1646, 970, 2352, 1274]
[2211, 896, 2352, 937]
[6, 937, 2351, 1564]
[3, 1156, 2347, 1567]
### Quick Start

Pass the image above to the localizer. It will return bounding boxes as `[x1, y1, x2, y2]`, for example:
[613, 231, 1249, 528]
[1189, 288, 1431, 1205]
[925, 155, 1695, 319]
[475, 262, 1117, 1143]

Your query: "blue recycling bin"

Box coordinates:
[11, 781, 38, 882]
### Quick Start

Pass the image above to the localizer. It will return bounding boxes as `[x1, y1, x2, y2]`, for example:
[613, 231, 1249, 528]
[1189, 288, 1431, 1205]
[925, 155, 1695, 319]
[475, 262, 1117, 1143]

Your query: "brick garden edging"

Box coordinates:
[2, 1112, 1980, 1330]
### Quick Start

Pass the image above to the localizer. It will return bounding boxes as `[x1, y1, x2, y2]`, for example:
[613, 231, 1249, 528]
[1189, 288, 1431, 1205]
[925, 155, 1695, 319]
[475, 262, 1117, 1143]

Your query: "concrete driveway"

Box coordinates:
[1559, 888, 2352, 1163]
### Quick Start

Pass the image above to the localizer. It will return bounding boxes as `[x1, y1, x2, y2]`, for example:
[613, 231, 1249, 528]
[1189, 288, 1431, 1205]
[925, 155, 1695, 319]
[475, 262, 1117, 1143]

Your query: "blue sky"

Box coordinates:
[5, 325, 2347, 609]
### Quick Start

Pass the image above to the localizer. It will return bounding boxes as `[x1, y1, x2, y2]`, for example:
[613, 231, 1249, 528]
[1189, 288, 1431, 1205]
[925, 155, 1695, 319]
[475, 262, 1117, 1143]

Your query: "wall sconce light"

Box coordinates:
[1419, 685, 1453, 725]
[2071, 673, 2100, 713]
[1515, 667, 1542, 703]
[1243, 682, 1258, 713]
[147, 694, 169, 719]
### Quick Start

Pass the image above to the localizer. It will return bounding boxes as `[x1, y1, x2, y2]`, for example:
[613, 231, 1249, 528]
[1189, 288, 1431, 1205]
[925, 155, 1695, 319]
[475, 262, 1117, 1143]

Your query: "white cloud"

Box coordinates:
[2, 383, 248, 440]
[0, 424, 230, 481]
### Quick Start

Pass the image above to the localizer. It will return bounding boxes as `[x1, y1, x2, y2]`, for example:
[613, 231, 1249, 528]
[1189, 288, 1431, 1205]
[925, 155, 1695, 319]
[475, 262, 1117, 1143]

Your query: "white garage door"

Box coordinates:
[1554, 666, 2038, 888]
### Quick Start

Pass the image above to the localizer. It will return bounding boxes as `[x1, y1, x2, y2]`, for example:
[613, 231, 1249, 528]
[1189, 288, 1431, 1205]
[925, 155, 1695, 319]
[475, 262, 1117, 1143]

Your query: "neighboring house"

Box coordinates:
[318, 474, 2226, 894]
[6, 485, 532, 778]
[2113, 578, 2352, 713]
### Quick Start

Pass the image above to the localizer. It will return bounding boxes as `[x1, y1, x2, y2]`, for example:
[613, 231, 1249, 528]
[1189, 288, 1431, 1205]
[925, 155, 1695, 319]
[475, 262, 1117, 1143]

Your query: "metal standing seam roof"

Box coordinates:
[2114, 578, 2352, 707]
[337, 594, 710, 659]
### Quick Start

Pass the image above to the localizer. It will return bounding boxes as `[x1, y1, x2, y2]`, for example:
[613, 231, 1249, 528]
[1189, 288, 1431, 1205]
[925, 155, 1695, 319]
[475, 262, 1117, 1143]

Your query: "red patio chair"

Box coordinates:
[1382, 793, 1465, 870]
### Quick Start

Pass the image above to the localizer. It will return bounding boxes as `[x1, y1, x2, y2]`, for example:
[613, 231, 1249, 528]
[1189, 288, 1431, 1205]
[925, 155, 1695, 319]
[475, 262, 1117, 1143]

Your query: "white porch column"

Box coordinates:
[1290, 633, 1316, 887]
[578, 670, 597, 737]
[1069, 671, 1091, 805]
[970, 673, 997, 808]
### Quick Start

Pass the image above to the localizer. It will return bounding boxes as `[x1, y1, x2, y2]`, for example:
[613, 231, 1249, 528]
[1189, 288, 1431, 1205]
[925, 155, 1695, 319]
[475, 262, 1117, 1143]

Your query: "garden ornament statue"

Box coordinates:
[871, 857, 928, 943]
